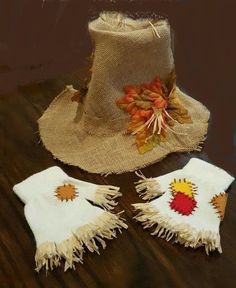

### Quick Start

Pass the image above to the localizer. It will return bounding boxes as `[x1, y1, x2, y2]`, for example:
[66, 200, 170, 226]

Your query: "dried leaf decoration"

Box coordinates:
[71, 52, 94, 104]
[116, 71, 192, 153]
[71, 91, 81, 103]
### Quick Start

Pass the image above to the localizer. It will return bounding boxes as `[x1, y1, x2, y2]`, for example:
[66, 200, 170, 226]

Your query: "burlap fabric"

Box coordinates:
[39, 13, 210, 174]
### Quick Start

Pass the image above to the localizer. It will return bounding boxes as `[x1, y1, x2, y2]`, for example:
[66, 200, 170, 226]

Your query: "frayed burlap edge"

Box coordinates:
[38, 119, 209, 176]
[35, 211, 127, 272]
[95, 185, 122, 210]
[38, 86, 210, 175]
[132, 203, 222, 254]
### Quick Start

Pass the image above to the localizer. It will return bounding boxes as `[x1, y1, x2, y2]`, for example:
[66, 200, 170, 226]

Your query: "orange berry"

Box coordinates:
[124, 85, 137, 95]
[139, 110, 153, 119]
[124, 95, 134, 103]
[132, 114, 140, 121]
[125, 102, 135, 113]
[130, 106, 138, 116]
[116, 97, 125, 105]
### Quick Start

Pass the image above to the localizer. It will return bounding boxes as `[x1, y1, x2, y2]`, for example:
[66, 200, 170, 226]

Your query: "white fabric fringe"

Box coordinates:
[135, 171, 163, 201]
[35, 212, 127, 272]
[95, 185, 122, 210]
[132, 203, 222, 254]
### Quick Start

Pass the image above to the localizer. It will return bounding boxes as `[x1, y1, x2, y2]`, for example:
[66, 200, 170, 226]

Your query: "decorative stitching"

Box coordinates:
[210, 193, 228, 221]
[169, 179, 197, 216]
[55, 184, 78, 202]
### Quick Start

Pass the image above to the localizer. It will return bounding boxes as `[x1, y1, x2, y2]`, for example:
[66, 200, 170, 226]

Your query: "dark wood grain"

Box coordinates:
[0, 0, 235, 287]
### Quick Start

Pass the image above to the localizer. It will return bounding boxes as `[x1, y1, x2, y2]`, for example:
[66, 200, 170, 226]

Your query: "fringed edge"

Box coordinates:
[94, 185, 122, 210]
[35, 211, 127, 272]
[135, 171, 163, 201]
[132, 203, 222, 255]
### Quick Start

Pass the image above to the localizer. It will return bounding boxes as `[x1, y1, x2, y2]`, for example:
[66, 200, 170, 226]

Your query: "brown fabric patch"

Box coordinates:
[210, 193, 228, 221]
[55, 184, 78, 202]
[38, 13, 210, 174]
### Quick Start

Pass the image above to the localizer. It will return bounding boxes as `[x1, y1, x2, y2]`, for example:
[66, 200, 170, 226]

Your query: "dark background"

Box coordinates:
[0, 0, 235, 287]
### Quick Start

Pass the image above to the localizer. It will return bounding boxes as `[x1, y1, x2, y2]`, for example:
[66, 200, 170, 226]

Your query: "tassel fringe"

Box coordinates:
[135, 171, 163, 201]
[132, 203, 222, 254]
[95, 185, 122, 210]
[35, 212, 127, 272]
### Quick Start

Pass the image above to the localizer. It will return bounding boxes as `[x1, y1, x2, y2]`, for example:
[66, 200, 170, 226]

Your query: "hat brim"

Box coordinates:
[38, 87, 210, 174]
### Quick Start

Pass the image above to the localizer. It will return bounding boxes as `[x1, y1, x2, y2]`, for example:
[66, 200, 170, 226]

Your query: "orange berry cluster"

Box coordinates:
[116, 77, 170, 153]
[116, 72, 192, 154]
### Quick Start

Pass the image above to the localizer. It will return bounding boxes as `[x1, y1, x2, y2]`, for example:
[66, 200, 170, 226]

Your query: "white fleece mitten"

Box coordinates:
[13, 167, 127, 272]
[133, 158, 234, 254]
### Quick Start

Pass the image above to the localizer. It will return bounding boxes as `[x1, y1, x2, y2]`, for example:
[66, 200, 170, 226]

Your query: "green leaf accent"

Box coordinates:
[117, 103, 128, 110]
[138, 135, 160, 154]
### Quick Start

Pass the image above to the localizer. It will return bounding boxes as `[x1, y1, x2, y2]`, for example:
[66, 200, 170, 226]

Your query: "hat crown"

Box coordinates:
[79, 13, 174, 135]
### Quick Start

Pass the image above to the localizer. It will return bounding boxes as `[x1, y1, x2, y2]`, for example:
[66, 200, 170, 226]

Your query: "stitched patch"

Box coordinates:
[55, 184, 78, 202]
[116, 71, 192, 154]
[210, 193, 228, 221]
[169, 179, 197, 216]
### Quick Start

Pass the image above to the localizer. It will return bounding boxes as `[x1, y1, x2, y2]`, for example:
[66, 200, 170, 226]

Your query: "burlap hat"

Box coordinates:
[39, 12, 210, 174]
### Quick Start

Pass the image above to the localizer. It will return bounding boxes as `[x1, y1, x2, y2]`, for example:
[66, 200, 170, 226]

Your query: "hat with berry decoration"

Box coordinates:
[38, 12, 210, 174]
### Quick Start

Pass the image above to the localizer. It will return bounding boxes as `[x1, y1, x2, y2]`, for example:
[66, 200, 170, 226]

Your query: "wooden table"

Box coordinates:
[0, 1, 235, 287]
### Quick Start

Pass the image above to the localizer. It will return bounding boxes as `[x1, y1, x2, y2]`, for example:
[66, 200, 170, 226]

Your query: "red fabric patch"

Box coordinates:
[170, 192, 197, 216]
